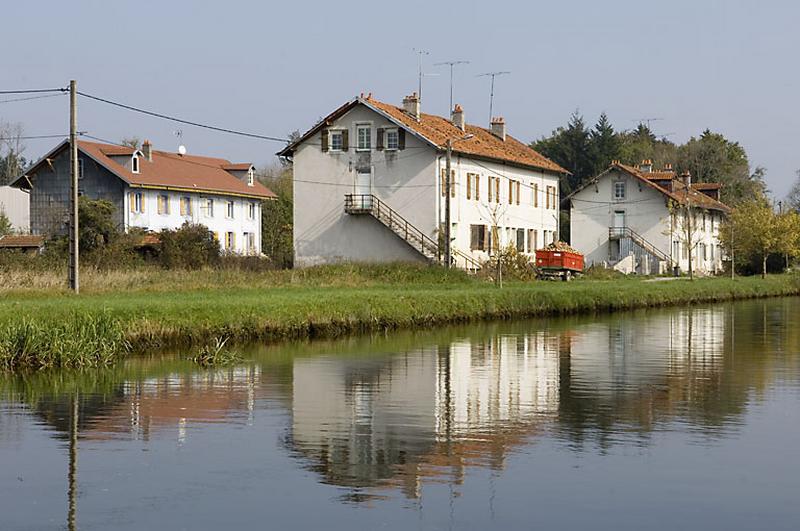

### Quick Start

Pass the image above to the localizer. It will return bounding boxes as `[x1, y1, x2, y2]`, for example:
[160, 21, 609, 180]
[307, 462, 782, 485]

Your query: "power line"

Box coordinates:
[0, 133, 72, 141]
[0, 88, 66, 95]
[76, 90, 290, 143]
[0, 93, 67, 104]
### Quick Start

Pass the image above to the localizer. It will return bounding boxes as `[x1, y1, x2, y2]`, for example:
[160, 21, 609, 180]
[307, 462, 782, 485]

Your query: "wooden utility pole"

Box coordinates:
[69, 80, 79, 293]
[444, 139, 452, 268]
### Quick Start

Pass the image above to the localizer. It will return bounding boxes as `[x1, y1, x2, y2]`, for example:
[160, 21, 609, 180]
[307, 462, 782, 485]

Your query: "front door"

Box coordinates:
[613, 210, 626, 231]
[355, 171, 372, 209]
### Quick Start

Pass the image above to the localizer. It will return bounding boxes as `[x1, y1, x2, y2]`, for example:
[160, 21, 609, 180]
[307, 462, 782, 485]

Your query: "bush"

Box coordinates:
[157, 222, 220, 269]
[480, 245, 538, 282]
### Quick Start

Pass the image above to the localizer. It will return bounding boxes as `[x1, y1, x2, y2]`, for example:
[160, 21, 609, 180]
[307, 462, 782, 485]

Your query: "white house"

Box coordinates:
[0, 185, 29, 232]
[567, 161, 730, 275]
[278, 93, 567, 269]
[12, 139, 275, 254]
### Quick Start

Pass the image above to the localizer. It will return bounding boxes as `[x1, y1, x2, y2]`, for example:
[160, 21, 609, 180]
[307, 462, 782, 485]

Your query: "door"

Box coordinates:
[612, 210, 626, 236]
[355, 171, 372, 209]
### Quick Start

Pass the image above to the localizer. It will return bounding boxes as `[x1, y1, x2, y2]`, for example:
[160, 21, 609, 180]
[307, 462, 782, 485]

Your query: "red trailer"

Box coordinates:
[535, 248, 584, 281]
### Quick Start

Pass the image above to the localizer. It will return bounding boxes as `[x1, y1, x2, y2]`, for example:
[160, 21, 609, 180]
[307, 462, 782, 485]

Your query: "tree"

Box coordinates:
[77, 198, 119, 253]
[719, 199, 784, 278]
[0, 208, 12, 237]
[589, 112, 621, 176]
[787, 170, 800, 212]
[0, 120, 27, 185]
[120, 137, 142, 149]
[258, 164, 293, 268]
[668, 198, 704, 280]
[776, 210, 800, 269]
[531, 110, 594, 194]
[618, 124, 678, 171]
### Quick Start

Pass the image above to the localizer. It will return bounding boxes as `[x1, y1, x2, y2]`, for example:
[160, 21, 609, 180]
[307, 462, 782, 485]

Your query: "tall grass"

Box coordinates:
[0, 313, 129, 371]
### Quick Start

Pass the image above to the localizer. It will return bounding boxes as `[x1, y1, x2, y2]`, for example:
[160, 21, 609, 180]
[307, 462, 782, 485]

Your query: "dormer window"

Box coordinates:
[132, 154, 140, 174]
[247, 167, 255, 186]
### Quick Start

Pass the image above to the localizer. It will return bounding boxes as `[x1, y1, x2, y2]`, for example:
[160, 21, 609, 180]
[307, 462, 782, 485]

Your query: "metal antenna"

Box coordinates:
[413, 49, 430, 103]
[632, 117, 663, 129]
[477, 71, 510, 123]
[435, 60, 470, 113]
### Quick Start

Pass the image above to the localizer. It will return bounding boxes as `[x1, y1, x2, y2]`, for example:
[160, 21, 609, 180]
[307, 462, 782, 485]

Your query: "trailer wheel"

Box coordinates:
[563, 271, 572, 282]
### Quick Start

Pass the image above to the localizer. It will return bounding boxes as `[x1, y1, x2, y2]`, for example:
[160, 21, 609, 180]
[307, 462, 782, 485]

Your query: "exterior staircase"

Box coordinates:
[608, 227, 673, 275]
[344, 194, 482, 272]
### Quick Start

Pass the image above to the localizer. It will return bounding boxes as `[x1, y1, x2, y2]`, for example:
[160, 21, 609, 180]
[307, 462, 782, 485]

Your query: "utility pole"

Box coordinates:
[477, 71, 510, 122]
[445, 138, 452, 268]
[69, 80, 79, 294]
[435, 60, 469, 113]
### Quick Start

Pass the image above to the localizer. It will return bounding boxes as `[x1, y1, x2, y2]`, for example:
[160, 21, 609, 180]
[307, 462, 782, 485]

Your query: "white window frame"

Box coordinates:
[385, 128, 399, 151]
[158, 194, 170, 215]
[132, 154, 140, 174]
[206, 198, 214, 218]
[356, 124, 371, 151]
[613, 180, 626, 201]
[226, 200, 235, 219]
[248, 202, 256, 220]
[329, 129, 344, 152]
[133, 191, 144, 213]
[247, 168, 255, 186]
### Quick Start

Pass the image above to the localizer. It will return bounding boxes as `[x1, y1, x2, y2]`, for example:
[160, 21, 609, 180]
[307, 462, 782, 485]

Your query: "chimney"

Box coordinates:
[402, 92, 420, 121]
[681, 170, 692, 188]
[638, 159, 653, 173]
[663, 162, 673, 172]
[451, 104, 465, 131]
[142, 139, 153, 162]
[491, 116, 506, 141]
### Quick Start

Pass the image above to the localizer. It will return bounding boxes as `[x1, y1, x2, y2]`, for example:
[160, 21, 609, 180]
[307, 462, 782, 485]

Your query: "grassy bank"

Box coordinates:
[1, 264, 799, 370]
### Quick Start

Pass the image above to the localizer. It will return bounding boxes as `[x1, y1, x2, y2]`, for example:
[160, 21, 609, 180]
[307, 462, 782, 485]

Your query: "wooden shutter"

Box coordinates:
[341, 129, 349, 151]
[129, 192, 135, 213]
[534, 184, 538, 207]
[475, 175, 480, 201]
[451, 171, 456, 198]
[508, 180, 513, 204]
[546, 187, 550, 209]
[516, 182, 521, 205]
[397, 128, 405, 150]
[376, 128, 384, 150]
[488, 177, 493, 202]
[495, 178, 500, 203]
[139, 193, 145, 213]
[466, 173, 472, 199]
[321, 129, 329, 152]
[441, 169, 447, 197]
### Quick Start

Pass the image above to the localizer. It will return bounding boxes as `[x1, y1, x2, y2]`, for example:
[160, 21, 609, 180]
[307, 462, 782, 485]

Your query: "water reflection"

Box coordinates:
[1, 298, 799, 527]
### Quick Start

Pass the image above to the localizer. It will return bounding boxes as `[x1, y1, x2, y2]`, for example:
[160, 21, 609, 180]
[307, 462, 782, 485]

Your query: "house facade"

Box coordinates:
[278, 93, 567, 269]
[568, 161, 730, 275]
[0, 185, 29, 232]
[12, 139, 274, 254]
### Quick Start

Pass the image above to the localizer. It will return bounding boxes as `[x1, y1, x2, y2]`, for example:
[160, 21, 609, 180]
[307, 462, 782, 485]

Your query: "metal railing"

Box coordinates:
[344, 194, 482, 271]
[608, 227, 672, 265]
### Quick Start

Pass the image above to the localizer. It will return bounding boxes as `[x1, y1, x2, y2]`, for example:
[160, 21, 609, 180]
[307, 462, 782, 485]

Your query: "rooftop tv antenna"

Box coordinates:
[477, 71, 511, 123]
[435, 60, 470, 113]
[413, 48, 439, 103]
[632, 117, 663, 128]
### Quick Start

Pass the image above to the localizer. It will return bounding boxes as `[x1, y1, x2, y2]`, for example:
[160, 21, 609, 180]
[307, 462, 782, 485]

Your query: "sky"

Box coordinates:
[1, 0, 798, 198]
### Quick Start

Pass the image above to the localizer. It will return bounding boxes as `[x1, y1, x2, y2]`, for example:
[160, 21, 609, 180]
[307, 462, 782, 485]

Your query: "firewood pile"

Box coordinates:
[542, 241, 580, 254]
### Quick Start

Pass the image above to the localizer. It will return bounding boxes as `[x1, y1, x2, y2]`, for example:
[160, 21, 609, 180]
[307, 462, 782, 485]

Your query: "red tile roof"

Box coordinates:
[76, 141, 275, 199]
[0, 235, 44, 248]
[615, 163, 730, 212]
[278, 95, 567, 175]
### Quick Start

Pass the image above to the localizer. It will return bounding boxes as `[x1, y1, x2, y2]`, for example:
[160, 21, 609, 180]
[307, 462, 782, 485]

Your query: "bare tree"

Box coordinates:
[479, 200, 508, 287]
[787, 170, 800, 212]
[0, 120, 26, 185]
[669, 199, 704, 280]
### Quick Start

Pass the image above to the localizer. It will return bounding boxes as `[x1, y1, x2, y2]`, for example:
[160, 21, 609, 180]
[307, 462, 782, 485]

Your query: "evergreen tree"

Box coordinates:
[531, 110, 593, 194]
[589, 112, 621, 175]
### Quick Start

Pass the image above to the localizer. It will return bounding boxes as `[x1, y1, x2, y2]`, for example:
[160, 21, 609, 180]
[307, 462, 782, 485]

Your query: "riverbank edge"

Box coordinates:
[2, 274, 799, 370]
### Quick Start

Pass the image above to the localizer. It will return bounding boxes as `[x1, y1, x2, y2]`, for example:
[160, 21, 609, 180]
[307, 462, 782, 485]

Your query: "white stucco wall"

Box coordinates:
[0, 186, 30, 232]
[291, 100, 561, 268]
[123, 187, 262, 254]
[570, 169, 724, 274]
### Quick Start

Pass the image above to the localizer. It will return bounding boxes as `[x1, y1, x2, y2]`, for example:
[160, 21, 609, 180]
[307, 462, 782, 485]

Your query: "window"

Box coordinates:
[613, 181, 626, 200]
[225, 231, 235, 251]
[243, 232, 256, 254]
[466, 173, 480, 200]
[356, 124, 371, 151]
[227, 201, 235, 219]
[470, 224, 486, 251]
[508, 180, 521, 205]
[329, 130, 344, 151]
[132, 154, 140, 174]
[180, 196, 192, 217]
[129, 191, 144, 214]
[673, 241, 681, 260]
[528, 229, 538, 252]
[701, 243, 708, 261]
[516, 228, 525, 251]
[206, 198, 214, 218]
[532, 183, 538, 208]
[157, 194, 170, 215]
[247, 168, 255, 186]
[440, 169, 455, 197]
[546, 186, 558, 209]
[386, 129, 399, 151]
[249, 202, 256, 219]
[78, 159, 84, 180]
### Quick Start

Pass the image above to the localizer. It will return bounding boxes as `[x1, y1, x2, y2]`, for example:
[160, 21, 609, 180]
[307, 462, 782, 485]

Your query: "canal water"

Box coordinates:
[1, 298, 799, 530]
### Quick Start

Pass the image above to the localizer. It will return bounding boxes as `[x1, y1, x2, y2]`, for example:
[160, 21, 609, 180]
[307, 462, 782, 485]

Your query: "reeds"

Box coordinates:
[190, 337, 242, 367]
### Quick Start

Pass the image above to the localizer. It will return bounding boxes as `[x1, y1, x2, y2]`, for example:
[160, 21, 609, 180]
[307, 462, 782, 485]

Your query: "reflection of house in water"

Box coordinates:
[290, 334, 561, 498]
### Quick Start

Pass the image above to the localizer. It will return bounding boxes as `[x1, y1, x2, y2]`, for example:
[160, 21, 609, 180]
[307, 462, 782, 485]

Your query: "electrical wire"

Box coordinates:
[76, 90, 290, 143]
[0, 93, 67, 104]
[0, 134, 70, 141]
[0, 88, 66, 95]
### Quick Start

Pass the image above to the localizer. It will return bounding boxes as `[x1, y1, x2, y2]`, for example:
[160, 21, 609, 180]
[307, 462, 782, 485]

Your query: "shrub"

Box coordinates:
[157, 222, 220, 269]
[480, 245, 538, 282]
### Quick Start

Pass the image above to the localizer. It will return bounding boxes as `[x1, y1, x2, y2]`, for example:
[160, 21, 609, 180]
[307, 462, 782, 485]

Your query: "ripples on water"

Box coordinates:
[1, 298, 799, 530]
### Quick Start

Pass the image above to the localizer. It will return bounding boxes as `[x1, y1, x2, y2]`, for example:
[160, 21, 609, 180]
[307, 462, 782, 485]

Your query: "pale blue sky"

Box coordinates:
[2, 0, 798, 197]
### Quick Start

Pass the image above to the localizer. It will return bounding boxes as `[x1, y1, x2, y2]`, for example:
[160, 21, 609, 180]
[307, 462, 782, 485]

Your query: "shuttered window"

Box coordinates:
[180, 196, 192, 217]
[470, 224, 486, 251]
[129, 191, 144, 214]
[533, 183, 539, 207]
[440, 169, 456, 197]
[158, 194, 170, 215]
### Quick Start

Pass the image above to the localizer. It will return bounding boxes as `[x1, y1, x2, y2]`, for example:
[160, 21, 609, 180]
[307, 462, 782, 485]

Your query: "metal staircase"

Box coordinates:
[608, 227, 673, 274]
[345, 194, 482, 272]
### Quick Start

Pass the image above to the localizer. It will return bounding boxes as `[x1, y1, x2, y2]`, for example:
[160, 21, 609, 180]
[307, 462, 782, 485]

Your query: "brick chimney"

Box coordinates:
[490, 117, 506, 141]
[451, 104, 465, 131]
[638, 159, 653, 173]
[681, 170, 692, 188]
[402, 92, 420, 121]
[142, 139, 153, 162]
